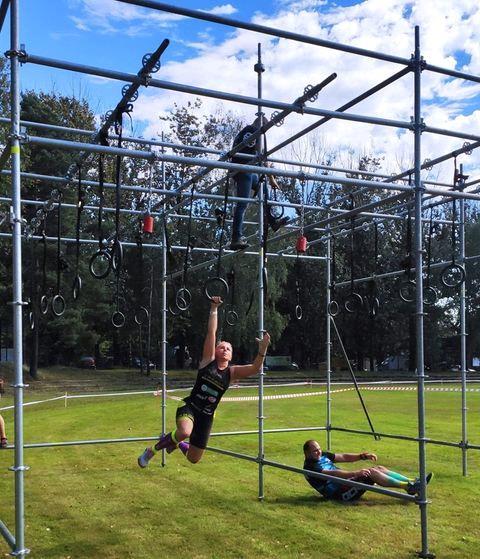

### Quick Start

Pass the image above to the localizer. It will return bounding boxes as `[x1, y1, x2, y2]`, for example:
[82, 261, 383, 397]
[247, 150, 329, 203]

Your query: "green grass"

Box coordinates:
[1, 381, 479, 558]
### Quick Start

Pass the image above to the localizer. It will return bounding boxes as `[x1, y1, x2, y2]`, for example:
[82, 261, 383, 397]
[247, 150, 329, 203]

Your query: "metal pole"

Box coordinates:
[160, 136, 167, 467]
[255, 43, 266, 501]
[7, 0, 28, 556]
[412, 26, 433, 559]
[326, 229, 332, 451]
[459, 165, 468, 476]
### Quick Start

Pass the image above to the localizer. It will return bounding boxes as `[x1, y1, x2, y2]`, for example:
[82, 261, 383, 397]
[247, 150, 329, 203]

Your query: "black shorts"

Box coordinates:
[334, 473, 375, 502]
[176, 402, 214, 450]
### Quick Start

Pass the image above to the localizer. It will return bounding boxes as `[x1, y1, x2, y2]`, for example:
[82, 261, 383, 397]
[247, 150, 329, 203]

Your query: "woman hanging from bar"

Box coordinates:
[138, 296, 270, 467]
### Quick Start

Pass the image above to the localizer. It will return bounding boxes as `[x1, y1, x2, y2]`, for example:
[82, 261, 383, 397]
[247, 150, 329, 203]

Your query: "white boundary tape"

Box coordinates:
[2, 382, 479, 411]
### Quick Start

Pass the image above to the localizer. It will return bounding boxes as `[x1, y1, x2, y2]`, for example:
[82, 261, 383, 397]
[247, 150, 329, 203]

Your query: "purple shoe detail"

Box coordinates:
[178, 441, 190, 456]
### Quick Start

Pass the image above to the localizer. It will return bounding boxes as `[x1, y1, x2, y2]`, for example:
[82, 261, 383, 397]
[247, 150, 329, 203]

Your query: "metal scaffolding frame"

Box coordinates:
[2, 1, 480, 557]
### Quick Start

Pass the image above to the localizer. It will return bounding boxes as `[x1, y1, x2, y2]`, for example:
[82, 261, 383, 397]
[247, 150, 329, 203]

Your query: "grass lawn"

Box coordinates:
[1, 375, 479, 558]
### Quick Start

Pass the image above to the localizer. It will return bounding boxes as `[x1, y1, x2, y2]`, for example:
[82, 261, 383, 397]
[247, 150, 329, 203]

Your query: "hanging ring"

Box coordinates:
[72, 275, 82, 301]
[52, 294, 66, 317]
[424, 285, 438, 306]
[111, 238, 123, 273]
[204, 277, 229, 301]
[40, 294, 49, 316]
[295, 304, 303, 320]
[226, 309, 238, 326]
[134, 306, 149, 325]
[111, 310, 126, 328]
[440, 263, 466, 288]
[89, 249, 112, 279]
[175, 287, 192, 311]
[327, 300, 340, 317]
[399, 279, 416, 303]
[344, 292, 363, 314]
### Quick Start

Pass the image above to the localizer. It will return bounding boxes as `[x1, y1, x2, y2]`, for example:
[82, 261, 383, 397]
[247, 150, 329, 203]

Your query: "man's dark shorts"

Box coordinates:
[176, 402, 214, 450]
[334, 473, 375, 502]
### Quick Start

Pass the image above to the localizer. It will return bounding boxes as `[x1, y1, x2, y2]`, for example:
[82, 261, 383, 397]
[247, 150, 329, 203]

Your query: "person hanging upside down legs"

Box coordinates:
[303, 440, 433, 502]
[138, 296, 270, 467]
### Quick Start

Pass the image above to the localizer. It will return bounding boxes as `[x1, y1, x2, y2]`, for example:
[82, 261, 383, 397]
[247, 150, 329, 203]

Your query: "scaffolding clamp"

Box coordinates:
[4, 48, 27, 61]
[9, 382, 29, 388]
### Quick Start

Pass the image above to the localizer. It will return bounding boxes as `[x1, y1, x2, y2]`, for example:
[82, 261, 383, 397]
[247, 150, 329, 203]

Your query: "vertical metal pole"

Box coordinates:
[326, 229, 332, 451]
[9, 0, 28, 556]
[412, 26, 433, 559]
[459, 164, 468, 476]
[161, 135, 167, 467]
[255, 43, 265, 501]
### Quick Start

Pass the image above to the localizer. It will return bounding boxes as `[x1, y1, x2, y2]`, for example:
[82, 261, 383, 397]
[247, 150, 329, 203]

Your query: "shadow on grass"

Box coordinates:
[271, 494, 411, 507]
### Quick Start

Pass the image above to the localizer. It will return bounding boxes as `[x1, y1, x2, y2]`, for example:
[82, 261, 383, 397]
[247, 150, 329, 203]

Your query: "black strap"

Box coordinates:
[451, 157, 458, 265]
[426, 210, 434, 287]
[98, 154, 106, 248]
[182, 186, 196, 289]
[73, 164, 84, 300]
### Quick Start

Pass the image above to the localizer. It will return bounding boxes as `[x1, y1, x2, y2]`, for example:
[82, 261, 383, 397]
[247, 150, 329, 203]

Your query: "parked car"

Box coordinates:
[132, 357, 156, 370]
[79, 356, 96, 369]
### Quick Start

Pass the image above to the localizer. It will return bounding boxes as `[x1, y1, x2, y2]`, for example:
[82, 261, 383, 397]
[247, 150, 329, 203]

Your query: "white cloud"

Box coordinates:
[203, 4, 238, 16]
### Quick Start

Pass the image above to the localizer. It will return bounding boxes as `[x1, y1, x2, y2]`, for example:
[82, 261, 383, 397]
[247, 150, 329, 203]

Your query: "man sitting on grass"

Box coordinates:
[303, 439, 432, 502]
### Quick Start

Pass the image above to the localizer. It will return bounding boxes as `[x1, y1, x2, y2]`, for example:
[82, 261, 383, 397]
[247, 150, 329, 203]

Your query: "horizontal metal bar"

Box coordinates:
[0, 232, 326, 261]
[423, 185, 480, 202]
[333, 251, 480, 288]
[424, 125, 480, 143]
[23, 53, 414, 131]
[117, 0, 411, 65]
[0, 518, 15, 551]
[26, 134, 155, 160]
[423, 62, 480, 85]
[0, 117, 450, 192]
[19, 136, 417, 194]
[330, 426, 480, 450]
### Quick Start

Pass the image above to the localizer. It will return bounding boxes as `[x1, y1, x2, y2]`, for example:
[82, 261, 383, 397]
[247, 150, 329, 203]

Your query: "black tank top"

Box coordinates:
[184, 360, 231, 416]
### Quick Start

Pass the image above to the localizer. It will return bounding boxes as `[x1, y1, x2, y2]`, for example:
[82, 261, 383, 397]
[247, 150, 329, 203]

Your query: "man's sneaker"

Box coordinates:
[229, 237, 250, 251]
[414, 472, 433, 486]
[0, 437, 7, 449]
[137, 447, 155, 468]
[166, 444, 177, 455]
[407, 479, 421, 495]
[270, 217, 290, 232]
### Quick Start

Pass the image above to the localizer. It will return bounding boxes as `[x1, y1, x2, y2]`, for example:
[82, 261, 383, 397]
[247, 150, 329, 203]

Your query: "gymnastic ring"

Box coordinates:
[40, 294, 49, 316]
[204, 277, 229, 302]
[327, 300, 340, 317]
[440, 263, 466, 288]
[52, 294, 66, 317]
[168, 303, 182, 317]
[344, 292, 363, 314]
[366, 296, 380, 317]
[89, 249, 112, 279]
[175, 287, 192, 311]
[226, 309, 238, 326]
[111, 238, 123, 273]
[72, 275, 82, 301]
[295, 304, 303, 320]
[28, 310, 35, 331]
[134, 306, 149, 326]
[399, 280, 416, 303]
[111, 310, 125, 328]
[423, 286, 438, 306]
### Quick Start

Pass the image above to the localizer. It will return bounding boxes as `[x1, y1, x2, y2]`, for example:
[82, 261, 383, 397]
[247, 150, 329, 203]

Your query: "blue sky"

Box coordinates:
[1, 0, 480, 180]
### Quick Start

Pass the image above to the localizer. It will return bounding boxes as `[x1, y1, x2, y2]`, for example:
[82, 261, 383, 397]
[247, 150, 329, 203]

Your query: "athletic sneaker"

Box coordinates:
[407, 479, 421, 495]
[0, 437, 7, 449]
[166, 444, 177, 455]
[414, 472, 433, 486]
[137, 447, 155, 468]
